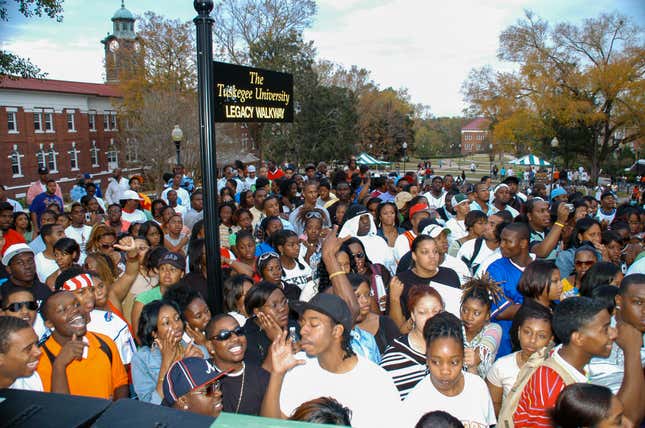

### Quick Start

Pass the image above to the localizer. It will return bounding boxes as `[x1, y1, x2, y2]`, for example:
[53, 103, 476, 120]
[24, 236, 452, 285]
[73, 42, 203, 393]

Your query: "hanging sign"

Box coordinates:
[213, 61, 293, 123]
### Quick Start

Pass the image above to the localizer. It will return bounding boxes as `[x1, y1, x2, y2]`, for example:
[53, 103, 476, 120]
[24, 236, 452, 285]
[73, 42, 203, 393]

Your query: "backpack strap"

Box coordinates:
[404, 231, 416, 248]
[462, 237, 484, 269]
[542, 357, 579, 386]
[41, 342, 57, 365]
[40, 334, 112, 367]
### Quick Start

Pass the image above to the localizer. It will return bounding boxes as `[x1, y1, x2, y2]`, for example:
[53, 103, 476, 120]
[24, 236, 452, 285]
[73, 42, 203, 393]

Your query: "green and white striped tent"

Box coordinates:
[356, 152, 391, 167]
[509, 154, 551, 166]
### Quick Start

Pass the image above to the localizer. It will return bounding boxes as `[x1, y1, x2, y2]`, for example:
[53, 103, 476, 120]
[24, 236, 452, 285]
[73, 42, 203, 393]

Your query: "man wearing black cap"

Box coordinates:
[261, 293, 400, 426]
[502, 176, 526, 215]
[26, 167, 62, 206]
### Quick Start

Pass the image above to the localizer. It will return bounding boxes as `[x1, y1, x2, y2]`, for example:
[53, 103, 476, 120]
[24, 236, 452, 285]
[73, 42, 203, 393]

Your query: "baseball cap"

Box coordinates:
[409, 203, 430, 218]
[550, 187, 567, 201]
[247, 165, 256, 173]
[157, 252, 186, 271]
[120, 190, 143, 201]
[450, 193, 469, 207]
[344, 204, 368, 220]
[2, 243, 34, 266]
[162, 357, 227, 407]
[421, 224, 451, 238]
[38, 166, 49, 175]
[394, 192, 412, 210]
[290, 293, 353, 333]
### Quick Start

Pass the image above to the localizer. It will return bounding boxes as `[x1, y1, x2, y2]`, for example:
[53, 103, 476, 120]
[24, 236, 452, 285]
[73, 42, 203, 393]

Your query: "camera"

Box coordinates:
[564, 203, 574, 212]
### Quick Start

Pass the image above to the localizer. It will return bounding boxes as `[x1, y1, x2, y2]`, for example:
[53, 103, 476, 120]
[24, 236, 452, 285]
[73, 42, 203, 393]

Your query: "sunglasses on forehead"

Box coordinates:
[258, 251, 279, 261]
[305, 211, 322, 219]
[3, 301, 38, 312]
[209, 326, 245, 341]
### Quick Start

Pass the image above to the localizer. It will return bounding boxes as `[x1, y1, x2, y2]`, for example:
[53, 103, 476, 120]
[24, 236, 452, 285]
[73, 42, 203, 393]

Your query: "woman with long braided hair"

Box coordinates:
[459, 275, 504, 379]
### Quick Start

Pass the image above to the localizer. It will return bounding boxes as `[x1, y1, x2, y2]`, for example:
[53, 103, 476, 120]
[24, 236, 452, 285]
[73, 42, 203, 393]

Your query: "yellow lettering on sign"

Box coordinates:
[255, 106, 285, 119]
[225, 105, 255, 119]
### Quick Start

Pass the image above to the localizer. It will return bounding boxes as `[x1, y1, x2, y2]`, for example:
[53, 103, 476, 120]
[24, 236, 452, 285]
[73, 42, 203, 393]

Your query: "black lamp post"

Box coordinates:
[489, 143, 493, 176]
[171, 125, 183, 165]
[402, 141, 408, 174]
[549, 136, 559, 201]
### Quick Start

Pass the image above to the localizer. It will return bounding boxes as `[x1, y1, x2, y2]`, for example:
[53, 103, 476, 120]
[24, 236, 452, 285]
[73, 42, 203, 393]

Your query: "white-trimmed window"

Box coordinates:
[67, 110, 76, 132]
[7, 108, 18, 133]
[36, 144, 47, 169]
[103, 113, 110, 131]
[89, 111, 97, 131]
[9, 144, 23, 177]
[110, 113, 117, 131]
[106, 140, 119, 169]
[69, 142, 80, 171]
[125, 137, 139, 162]
[34, 111, 43, 132]
[90, 140, 100, 167]
[44, 110, 54, 132]
[47, 143, 58, 173]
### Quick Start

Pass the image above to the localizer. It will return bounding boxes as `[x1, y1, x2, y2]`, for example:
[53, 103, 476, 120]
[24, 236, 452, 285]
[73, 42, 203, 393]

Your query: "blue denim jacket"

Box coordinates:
[351, 327, 381, 364]
[131, 342, 209, 404]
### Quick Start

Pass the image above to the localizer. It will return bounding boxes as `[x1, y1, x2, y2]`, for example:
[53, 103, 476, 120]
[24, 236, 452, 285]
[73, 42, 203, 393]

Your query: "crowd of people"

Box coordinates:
[0, 156, 644, 427]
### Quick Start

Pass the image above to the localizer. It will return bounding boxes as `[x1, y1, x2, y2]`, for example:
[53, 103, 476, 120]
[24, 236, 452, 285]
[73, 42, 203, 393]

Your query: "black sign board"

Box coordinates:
[213, 61, 293, 123]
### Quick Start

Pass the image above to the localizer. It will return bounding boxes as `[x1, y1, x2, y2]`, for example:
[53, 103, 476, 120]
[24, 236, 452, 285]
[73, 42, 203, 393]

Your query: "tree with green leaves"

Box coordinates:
[0, 0, 64, 78]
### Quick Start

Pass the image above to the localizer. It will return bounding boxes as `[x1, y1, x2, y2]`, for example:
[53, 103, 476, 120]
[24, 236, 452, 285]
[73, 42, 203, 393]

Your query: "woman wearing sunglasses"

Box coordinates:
[561, 245, 598, 299]
[132, 299, 207, 404]
[206, 314, 269, 416]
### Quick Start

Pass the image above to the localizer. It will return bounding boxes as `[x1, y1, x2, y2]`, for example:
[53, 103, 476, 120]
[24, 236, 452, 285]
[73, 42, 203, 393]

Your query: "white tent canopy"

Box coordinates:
[509, 154, 551, 167]
[356, 152, 391, 166]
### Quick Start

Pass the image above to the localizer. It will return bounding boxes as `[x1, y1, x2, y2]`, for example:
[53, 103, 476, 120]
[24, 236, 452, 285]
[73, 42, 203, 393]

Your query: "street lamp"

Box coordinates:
[402, 141, 408, 174]
[549, 137, 559, 201]
[171, 125, 183, 165]
[489, 143, 493, 176]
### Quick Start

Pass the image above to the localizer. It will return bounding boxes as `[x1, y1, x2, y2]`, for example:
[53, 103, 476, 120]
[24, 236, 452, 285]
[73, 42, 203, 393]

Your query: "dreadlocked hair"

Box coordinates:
[423, 311, 464, 351]
[460, 273, 504, 310]
[340, 326, 356, 360]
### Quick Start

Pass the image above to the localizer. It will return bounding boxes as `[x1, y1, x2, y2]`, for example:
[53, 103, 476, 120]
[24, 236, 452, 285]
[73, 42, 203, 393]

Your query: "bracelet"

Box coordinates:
[328, 271, 346, 280]
[554, 222, 565, 228]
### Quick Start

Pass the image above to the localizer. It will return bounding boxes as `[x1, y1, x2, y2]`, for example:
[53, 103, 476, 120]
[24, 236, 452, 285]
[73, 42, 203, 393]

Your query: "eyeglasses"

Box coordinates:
[574, 260, 595, 267]
[351, 252, 365, 259]
[305, 211, 322, 219]
[258, 251, 279, 261]
[3, 301, 38, 312]
[100, 242, 115, 249]
[209, 326, 245, 341]
[190, 380, 221, 396]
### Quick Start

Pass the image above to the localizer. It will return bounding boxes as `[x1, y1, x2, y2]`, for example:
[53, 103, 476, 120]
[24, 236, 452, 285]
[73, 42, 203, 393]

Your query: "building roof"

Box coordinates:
[462, 117, 491, 131]
[0, 77, 122, 98]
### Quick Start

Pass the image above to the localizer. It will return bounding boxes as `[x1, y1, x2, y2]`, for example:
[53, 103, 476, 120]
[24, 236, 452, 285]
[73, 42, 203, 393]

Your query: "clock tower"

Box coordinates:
[101, 0, 137, 83]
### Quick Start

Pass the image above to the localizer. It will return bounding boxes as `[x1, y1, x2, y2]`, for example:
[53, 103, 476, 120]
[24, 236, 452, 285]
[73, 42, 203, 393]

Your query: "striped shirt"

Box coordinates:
[380, 335, 427, 400]
[514, 349, 587, 427]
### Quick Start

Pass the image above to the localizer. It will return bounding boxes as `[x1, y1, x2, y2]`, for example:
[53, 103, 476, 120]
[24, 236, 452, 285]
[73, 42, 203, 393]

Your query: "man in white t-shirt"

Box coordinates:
[457, 211, 507, 277]
[261, 293, 400, 427]
[422, 175, 446, 210]
[119, 190, 147, 224]
[0, 316, 44, 391]
[64, 203, 93, 265]
[445, 193, 470, 242]
[34, 223, 65, 287]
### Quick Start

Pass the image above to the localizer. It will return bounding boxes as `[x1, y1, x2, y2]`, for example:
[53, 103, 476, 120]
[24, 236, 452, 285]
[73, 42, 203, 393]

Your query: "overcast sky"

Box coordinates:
[2, 0, 643, 116]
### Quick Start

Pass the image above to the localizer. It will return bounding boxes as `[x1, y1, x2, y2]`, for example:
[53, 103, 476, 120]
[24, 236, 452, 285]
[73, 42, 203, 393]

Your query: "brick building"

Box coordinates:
[0, 2, 139, 201]
[460, 117, 492, 155]
[0, 79, 124, 199]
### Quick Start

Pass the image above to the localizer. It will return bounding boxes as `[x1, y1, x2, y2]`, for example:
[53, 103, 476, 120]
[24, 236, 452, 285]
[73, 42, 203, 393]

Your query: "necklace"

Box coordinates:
[235, 362, 246, 413]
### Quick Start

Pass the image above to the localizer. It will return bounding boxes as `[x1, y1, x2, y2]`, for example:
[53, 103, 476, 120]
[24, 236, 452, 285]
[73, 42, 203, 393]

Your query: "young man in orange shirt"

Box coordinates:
[37, 290, 129, 400]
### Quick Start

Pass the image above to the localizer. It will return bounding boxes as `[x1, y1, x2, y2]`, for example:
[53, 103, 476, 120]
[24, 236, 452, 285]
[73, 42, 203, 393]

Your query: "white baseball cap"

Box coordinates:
[2, 243, 34, 266]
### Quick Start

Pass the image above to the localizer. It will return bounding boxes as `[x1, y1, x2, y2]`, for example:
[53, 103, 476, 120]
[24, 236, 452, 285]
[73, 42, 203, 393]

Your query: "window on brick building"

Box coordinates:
[125, 138, 139, 162]
[7, 108, 18, 133]
[34, 112, 43, 132]
[36, 144, 47, 169]
[107, 140, 119, 169]
[9, 145, 23, 177]
[90, 141, 100, 167]
[67, 110, 76, 132]
[69, 142, 80, 171]
[44, 110, 54, 132]
[104, 113, 110, 131]
[89, 111, 97, 131]
[47, 143, 58, 173]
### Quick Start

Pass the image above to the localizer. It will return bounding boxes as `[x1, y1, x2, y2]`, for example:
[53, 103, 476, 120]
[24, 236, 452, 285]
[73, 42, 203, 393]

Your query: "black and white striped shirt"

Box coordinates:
[380, 335, 427, 400]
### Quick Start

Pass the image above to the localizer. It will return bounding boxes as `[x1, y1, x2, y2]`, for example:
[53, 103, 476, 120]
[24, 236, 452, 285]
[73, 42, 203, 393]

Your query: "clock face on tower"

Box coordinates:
[109, 39, 120, 52]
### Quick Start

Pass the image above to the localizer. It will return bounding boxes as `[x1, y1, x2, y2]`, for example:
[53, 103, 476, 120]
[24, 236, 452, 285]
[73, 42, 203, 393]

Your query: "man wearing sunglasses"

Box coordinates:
[0, 316, 43, 391]
[206, 314, 269, 416]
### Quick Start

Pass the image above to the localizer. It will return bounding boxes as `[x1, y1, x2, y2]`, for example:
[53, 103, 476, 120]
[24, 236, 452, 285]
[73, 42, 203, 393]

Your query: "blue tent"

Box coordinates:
[509, 154, 551, 166]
